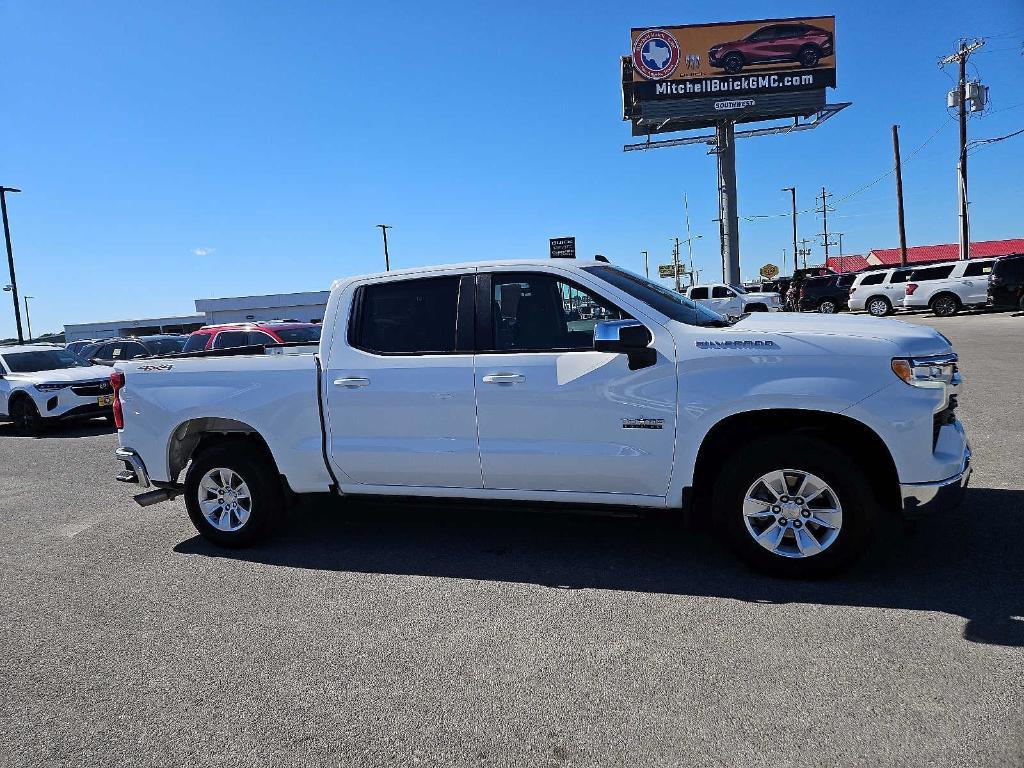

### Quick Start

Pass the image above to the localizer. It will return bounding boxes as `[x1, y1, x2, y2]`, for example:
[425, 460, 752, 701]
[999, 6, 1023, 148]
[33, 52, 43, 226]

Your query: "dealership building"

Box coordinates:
[63, 290, 330, 342]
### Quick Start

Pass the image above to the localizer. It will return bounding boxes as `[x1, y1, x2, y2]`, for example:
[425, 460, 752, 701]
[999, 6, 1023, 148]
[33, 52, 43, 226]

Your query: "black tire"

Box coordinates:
[931, 294, 961, 317]
[10, 395, 43, 436]
[722, 52, 744, 74]
[798, 45, 821, 68]
[712, 435, 878, 578]
[866, 296, 892, 317]
[818, 299, 838, 314]
[184, 441, 284, 547]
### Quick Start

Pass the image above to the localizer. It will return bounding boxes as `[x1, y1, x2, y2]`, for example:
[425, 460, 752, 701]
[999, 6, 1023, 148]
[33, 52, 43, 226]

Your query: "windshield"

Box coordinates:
[583, 265, 730, 327]
[274, 326, 322, 343]
[1, 349, 91, 373]
[143, 338, 187, 355]
[729, 284, 748, 294]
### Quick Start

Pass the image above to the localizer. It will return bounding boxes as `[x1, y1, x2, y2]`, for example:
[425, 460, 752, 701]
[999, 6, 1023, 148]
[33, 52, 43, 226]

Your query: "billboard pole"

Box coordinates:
[716, 122, 740, 285]
[1, 186, 24, 344]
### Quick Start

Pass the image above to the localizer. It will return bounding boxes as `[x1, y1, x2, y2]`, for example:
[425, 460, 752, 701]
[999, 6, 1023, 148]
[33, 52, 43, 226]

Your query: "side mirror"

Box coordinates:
[594, 320, 656, 370]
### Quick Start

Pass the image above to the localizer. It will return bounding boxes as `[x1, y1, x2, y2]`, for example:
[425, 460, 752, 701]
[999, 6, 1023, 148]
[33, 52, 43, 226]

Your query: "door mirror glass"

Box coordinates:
[593, 320, 655, 370]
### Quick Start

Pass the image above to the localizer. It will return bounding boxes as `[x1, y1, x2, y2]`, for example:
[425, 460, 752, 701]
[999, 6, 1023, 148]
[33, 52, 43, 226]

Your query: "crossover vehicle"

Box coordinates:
[849, 267, 914, 316]
[709, 23, 834, 75]
[112, 260, 970, 578]
[0, 344, 115, 434]
[901, 259, 996, 317]
[79, 334, 187, 365]
[181, 322, 322, 353]
[799, 273, 857, 313]
[684, 283, 781, 315]
[987, 254, 1024, 312]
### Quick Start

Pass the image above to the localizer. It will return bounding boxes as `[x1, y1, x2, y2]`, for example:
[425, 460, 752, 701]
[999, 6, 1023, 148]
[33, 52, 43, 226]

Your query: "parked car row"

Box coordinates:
[1, 321, 322, 434]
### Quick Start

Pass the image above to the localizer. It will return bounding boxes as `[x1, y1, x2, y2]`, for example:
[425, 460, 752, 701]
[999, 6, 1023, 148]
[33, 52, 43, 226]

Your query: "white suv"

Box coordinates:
[685, 283, 782, 315]
[0, 344, 115, 434]
[901, 259, 997, 317]
[848, 267, 914, 316]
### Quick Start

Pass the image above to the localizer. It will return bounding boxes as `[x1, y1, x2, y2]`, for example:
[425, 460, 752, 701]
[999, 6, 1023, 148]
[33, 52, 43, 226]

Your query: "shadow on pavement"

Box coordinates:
[175, 486, 1024, 648]
[0, 419, 115, 439]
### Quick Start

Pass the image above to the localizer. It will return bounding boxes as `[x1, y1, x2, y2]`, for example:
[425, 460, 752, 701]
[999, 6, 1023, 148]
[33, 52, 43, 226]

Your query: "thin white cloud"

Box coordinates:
[191, 247, 216, 257]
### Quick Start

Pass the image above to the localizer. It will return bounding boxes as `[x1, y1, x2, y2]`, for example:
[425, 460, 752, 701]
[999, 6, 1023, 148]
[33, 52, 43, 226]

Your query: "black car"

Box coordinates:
[799, 272, 857, 313]
[988, 254, 1024, 312]
[79, 334, 187, 366]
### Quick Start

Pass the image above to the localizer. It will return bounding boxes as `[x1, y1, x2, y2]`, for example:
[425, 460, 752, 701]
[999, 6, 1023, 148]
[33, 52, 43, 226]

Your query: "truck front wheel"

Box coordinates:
[184, 441, 283, 547]
[712, 435, 877, 577]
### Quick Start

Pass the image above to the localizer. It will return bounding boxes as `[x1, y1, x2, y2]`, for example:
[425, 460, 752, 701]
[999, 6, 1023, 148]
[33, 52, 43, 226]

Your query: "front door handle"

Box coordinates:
[334, 377, 370, 388]
[482, 373, 526, 385]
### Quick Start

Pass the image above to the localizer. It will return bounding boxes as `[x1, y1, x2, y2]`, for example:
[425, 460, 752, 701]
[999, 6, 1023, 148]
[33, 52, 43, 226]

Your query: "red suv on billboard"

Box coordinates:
[709, 23, 834, 75]
[182, 321, 321, 353]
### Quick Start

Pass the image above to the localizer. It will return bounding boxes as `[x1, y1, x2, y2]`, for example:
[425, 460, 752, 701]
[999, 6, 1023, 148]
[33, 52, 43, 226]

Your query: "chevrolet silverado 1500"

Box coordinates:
[112, 259, 971, 576]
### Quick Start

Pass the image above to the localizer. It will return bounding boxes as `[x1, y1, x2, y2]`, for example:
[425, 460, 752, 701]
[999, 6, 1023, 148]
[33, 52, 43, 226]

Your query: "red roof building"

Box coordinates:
[867, 238, 1024, 266]
[826, 255, 870, 273]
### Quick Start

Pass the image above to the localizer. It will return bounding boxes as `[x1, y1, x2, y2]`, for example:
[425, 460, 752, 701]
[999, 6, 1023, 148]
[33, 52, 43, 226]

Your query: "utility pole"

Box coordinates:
[892, 124, 909, 266]
[23, 295, 33, 342]
[781, 187, 798, 275]
[815, 186, 835, 261]
[798, 238, 814, 270]
[671, 237, 682, 293]
[834, 232, 845, 257]
[715, 123, 740, 284]
[375, 224, 392, 271]
[682, 194, 702, 284]
[1, 186, 24, 344]
[641, 250, 649, 278]
[941, 39, 985, 260]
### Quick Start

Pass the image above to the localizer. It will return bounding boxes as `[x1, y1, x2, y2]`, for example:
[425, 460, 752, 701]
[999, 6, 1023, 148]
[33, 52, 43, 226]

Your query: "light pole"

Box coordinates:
[781, 187, 798, 275]
[641, 250, 649, 278]
[1, 186, 24, 343]
[23, 295, 33, 341]
[375, 224, 392, 271]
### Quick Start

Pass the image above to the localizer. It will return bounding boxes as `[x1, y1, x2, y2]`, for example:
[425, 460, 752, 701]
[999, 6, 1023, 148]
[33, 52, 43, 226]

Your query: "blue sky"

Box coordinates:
[2, 0, 1023, 336]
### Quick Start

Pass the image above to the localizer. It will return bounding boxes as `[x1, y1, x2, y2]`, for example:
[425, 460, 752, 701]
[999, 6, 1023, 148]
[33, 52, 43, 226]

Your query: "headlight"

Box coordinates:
[34, 382, 71, 392]
[891, 354, 958, 390]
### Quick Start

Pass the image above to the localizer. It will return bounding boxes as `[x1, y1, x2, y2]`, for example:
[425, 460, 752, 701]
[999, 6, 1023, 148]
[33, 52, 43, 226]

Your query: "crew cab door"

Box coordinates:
[710, 285, 741, 314]
[322, 271, 482, 488]
[473, 270, 677, 497]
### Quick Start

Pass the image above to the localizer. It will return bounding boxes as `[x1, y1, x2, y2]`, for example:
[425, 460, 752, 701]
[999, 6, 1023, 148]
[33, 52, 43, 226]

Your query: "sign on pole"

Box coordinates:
[549, 237, 576, 259]
[759, 263, 780, 279]
[658, 263, 683, 278]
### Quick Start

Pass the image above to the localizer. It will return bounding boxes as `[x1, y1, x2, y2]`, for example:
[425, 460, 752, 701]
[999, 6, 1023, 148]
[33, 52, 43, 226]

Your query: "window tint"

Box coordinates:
[144, 338, 187, 355]
[94, 343, 117, 360]
[837, 274, 856, 288]
[353, 276, 459, 354]
[1, 350, 90, 373]
[112, 342, 146, 360]
[212, 331, 249, 350]
[182, 333, 210, 353]
[489, 273, 627, 352]
[711, 286, 733, 298]
[963, 261, 992, 277]
[248, 331, 279, 346]
[689, 287, 709, 300]
[911, 264, 956, 282]
[890, 270, 914, 284]
[859, 273, 885, 286]
[274, 326, 321, 343]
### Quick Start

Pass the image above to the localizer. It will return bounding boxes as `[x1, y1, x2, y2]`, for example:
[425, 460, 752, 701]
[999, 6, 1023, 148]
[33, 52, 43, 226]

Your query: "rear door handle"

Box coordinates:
[482, 373, 526, 385]
[334, 377, 370, 388]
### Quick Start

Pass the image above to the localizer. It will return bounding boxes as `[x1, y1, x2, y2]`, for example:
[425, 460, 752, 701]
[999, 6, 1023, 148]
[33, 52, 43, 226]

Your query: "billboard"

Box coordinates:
[624, 16, 836, 130]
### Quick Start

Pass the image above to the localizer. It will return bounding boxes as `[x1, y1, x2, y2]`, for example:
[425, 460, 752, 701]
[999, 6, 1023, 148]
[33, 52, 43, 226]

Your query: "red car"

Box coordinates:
[709, 23, 834, 75]
[182, 321, 321, 353]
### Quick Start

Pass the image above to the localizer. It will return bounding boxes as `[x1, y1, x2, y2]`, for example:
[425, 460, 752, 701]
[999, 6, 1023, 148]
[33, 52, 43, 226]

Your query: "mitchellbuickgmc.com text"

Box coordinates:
[655, 73, 816, 95]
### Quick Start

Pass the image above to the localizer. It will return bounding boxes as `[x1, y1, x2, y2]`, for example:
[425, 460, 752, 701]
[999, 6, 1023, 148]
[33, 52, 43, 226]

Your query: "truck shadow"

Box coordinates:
[0, 420, 114, 439]
[175, 487, 1024, 648]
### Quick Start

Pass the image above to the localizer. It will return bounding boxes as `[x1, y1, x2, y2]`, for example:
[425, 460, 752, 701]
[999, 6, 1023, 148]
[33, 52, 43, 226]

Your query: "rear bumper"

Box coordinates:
[900, 444, 971, 519]
[115, 447, 150, 488]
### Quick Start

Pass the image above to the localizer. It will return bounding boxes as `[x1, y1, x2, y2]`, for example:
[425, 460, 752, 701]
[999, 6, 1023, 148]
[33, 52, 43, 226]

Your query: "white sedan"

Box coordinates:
[0, 344, 116, 434]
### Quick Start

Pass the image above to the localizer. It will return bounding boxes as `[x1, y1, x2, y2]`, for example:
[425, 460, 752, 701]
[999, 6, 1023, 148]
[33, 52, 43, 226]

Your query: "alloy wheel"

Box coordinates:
[197, 468, 253, 532]
[868, 299, 889, 317]
[742, 469, 843, 559]
[819, 301, 837, 314]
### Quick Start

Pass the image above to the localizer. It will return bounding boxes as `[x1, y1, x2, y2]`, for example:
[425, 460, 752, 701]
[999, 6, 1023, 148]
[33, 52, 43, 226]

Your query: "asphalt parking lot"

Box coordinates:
[1, 311, 1022, 768]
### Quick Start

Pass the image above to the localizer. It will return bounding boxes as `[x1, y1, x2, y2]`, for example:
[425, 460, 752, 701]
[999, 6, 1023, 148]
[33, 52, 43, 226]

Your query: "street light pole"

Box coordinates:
[375, 224, 392, 272]
[781, 187, 798, 275]
[1, 186, 24, 343]
[23, 295, 33, 342]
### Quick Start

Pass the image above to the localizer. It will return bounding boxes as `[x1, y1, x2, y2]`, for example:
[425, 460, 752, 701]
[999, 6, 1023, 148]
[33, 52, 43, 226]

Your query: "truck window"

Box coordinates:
[711, 286, 733, 298]
[890, 269, 913, 284]
[488, 273, 626, 352]
[859, 273, 885, 286]
[963, 261, 992, 277]
[689, 287, 709, 300]
[911, 264, 955, 282]
[352, 276, 459, 354]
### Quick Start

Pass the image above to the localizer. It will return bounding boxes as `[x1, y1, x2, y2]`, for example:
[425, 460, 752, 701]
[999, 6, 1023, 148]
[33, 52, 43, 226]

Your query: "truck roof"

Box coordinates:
[330, 258, 608, 289]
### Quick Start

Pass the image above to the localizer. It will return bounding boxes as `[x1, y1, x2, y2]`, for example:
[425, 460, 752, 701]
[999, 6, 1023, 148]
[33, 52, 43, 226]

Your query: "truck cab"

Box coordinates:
[685, 283, 781, 315]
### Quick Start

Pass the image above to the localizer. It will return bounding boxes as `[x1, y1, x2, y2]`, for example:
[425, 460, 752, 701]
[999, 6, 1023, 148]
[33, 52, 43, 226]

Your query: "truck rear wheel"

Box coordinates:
[184, 441, 283, 547]
[712, 435, 877, 577]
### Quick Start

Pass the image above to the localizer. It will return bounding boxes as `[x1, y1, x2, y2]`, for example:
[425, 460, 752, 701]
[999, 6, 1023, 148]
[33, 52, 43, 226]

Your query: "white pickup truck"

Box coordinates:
[112, 260, 971, 577]
[684, 283, 782, 315]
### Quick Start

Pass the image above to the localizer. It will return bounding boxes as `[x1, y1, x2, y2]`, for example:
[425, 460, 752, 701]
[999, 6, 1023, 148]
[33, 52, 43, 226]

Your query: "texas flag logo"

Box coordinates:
[632, 29, 681, 80]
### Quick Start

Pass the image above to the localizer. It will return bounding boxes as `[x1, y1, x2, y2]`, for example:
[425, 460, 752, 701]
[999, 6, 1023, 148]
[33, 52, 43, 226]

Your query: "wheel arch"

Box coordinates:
[166, 417, 279, 483]
[691, 408, 900, 514]
[929, 291, 961, 308]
